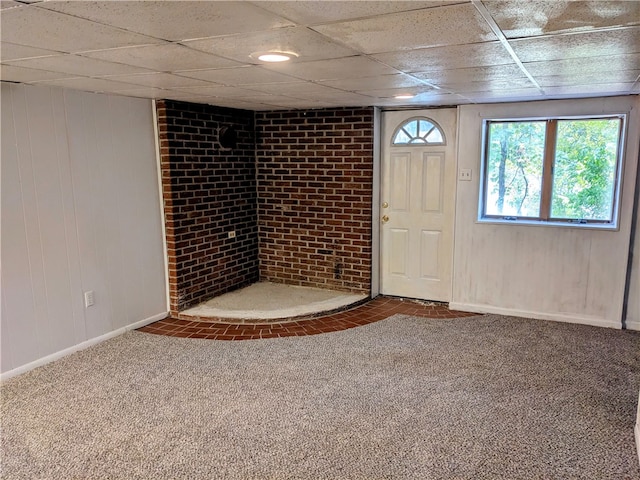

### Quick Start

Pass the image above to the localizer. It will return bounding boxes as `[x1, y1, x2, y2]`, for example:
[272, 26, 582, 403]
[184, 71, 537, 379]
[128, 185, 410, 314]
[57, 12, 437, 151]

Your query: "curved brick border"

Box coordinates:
[137, 296, 478, 340]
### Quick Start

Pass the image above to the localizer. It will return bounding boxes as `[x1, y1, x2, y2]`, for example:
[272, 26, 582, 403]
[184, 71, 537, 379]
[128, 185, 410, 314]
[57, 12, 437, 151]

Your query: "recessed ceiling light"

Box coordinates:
[394, 94, 415, 99]
[252, 51, 297, 63]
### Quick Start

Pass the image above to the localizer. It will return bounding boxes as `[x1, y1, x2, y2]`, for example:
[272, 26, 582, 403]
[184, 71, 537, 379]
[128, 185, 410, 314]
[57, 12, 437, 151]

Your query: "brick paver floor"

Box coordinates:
[138, 296, 479, 340]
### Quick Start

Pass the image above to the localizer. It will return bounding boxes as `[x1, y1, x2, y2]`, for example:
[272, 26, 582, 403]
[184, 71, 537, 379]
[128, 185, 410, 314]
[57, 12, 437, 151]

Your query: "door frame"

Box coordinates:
[371, 106, 460, 300]
[371, 107, 382, 298]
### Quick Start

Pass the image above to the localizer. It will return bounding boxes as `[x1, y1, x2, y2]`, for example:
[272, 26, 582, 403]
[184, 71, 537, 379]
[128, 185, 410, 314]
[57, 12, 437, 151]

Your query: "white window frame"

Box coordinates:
[478, 113, 628, 230]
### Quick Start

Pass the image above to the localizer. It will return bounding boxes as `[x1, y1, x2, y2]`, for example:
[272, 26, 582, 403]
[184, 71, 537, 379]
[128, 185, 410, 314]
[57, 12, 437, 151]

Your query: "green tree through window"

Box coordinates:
[551, 119, 620, 221]
[481, 115, 624, 226]
[485, 121, 545, 217]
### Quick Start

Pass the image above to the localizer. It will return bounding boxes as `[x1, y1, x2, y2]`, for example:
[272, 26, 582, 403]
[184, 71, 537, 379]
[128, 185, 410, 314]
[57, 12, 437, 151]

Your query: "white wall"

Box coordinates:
[627, 194, 640, 330]
[1, 83, 167, 377]
[636, 390, 640, 466]
[451, 96, 640, 329]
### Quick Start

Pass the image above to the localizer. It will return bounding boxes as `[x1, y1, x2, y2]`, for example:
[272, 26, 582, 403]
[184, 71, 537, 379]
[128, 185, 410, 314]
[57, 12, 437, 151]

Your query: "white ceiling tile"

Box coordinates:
[173, 85, 268, 98]
[544, 83, 635, 97]
[29, 76, 144, 93]
[259, 98, 326, 109]
[263, 56, 398, 81]
[159, 91, 219, 103]
[314, 99, 376, 108]
[245, 81, 336, 96]
[289, 90, 374, 104]
[38, 1, 294, 41]
[188, 97, 273, 111]
[177, 66, 300, 85]
[0, 1, 21, 10]
[411, 64, 525, 84]
[110, 87, 170, 99]
[535, 70, 640, 87]
[510, 27, 640, 63]
[183, 26, 357, 64]
[0, 0, 634, 108]
[97, 72, 214, 89]
[257, 1, 465, 25]
[245, 83, 379, 107]
[373, 42, 513, 72]
[0, 42, 63, 61]
[214, 93, 303, 106]
[485, 0, 640, 39]
[312, 4, 497, 54]
[436, 77, 537, 92]
[82, 44, 241, 72]
[523, 54, 640, 77]
[373, 91, 469, 106]
[0, 6, 163, 53]
[0, 64, 75, 82]
[5, 54, 152, 77]
[356, 85, 439, 98]
[320, 74, 425, 91]
[233, 104, 282, 111]
[466, 88, 544, 103]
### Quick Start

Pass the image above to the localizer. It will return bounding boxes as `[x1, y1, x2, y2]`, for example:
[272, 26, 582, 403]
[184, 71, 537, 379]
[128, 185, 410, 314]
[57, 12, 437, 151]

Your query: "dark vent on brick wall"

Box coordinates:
[218, 125, 238, 150]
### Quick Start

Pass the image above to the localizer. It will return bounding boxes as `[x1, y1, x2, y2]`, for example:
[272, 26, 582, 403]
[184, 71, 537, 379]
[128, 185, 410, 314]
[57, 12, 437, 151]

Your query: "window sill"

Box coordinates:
[476, 217, 619, 231]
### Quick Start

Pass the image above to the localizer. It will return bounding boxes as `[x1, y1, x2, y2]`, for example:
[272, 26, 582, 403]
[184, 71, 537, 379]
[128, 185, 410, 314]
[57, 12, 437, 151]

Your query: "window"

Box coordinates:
[480, 115, 625, 227]
[392, 117, 445, 145]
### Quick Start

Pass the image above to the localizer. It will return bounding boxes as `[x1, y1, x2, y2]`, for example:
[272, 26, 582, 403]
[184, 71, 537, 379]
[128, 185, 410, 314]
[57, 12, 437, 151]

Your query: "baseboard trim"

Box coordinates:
[626, 320, 640, 331]
[636, 422, 640, 468]
[449, 302, 621, 329]
[0, 312, 167, 382]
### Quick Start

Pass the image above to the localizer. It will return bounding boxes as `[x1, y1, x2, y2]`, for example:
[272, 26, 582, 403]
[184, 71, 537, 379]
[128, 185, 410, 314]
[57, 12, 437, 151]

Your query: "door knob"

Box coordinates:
[382, 202, 389, 208]
[381, 215, 389, 223]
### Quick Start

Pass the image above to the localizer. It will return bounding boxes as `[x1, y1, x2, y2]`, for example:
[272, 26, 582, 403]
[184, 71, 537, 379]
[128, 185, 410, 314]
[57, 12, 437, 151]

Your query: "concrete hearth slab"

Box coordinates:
[181, 281, 368, 320]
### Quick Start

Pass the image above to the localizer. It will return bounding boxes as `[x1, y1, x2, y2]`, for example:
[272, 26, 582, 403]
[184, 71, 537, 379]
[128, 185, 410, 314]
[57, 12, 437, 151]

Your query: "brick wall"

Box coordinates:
[255, 107, 374, 293]
[157, 100, 258, 313]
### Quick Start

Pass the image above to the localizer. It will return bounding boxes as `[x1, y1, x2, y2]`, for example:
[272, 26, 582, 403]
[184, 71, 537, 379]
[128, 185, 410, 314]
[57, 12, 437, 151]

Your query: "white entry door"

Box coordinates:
[380, 109, 457, 302]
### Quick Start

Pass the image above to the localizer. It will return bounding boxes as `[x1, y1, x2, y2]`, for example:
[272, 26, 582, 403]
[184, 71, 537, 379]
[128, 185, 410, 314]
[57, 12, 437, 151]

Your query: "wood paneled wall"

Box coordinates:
[450, 96, 640, 329]
[627, 197, 640, 330]
[1, 84, 167, 375]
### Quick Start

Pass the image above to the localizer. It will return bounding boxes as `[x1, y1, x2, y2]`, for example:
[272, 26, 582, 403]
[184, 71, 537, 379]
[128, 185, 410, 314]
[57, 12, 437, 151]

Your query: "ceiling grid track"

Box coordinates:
[471, 0, 546, 97]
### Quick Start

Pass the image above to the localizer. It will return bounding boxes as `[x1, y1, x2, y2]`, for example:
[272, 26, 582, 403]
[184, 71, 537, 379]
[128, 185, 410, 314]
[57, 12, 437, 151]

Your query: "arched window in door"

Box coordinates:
[391, 117, 446, 145]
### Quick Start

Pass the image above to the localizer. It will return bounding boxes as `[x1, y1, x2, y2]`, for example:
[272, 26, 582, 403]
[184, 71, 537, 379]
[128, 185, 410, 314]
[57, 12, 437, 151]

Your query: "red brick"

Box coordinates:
[158, 100, 259, 314]
[255, 107, 374, 293]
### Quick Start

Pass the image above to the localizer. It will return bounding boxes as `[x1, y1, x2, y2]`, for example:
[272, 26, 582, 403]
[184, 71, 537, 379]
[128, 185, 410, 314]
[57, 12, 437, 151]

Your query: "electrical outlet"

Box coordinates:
[458, 168, 472, 181]
[228, 231, 236, 239]
[84, 291, 95, 308]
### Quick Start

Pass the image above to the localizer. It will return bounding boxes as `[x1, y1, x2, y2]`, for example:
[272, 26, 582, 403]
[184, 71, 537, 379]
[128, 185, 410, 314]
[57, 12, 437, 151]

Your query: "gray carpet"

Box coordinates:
[1, 314, 639, 479]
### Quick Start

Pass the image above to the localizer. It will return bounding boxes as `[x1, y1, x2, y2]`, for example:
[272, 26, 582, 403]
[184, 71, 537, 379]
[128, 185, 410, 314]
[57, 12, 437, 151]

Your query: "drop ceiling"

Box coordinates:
[1, 0, 638, 110]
